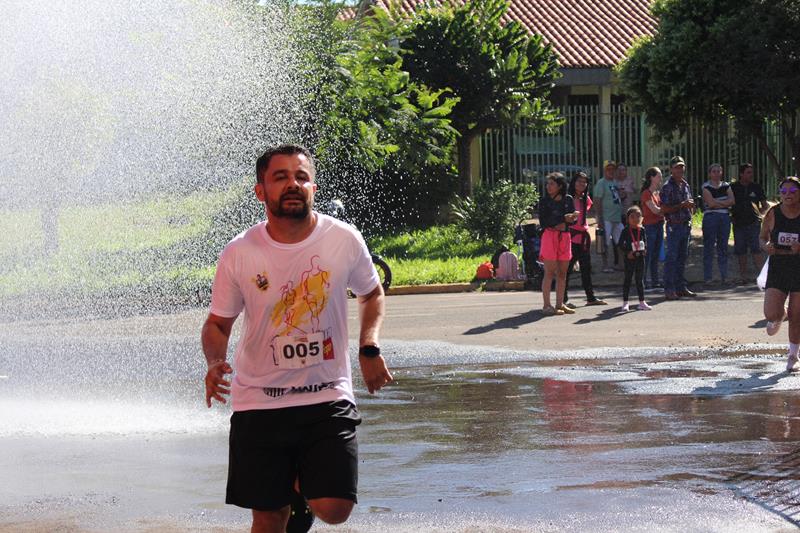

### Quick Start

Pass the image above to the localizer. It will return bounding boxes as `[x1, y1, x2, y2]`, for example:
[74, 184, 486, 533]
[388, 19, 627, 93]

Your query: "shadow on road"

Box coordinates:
[728, 446, 800, 527]
[463, 309, 545, 335]
[692, 371, 787, 396]
[572, 300, 665, 324]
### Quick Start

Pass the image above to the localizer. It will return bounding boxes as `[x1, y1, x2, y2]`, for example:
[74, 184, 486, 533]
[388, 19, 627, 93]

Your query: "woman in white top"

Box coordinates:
[701, 163, 735, 285]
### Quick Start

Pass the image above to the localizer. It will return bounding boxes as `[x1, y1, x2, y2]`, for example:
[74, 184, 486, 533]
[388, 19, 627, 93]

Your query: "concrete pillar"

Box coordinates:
[470, 135, 482, 190]
[599, 84, 612, 171]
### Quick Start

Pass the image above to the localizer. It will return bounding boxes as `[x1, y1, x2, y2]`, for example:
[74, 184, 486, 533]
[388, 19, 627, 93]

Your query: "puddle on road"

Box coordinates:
[3, 338, 800, 530]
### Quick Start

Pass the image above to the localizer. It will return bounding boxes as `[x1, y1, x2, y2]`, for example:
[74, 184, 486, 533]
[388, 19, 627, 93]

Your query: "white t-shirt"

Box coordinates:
[210, 213, 379, 411]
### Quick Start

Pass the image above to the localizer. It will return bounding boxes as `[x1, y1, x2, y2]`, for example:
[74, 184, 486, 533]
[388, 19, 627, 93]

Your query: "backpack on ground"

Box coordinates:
[496, 251, 520, 281]
[475, 261, 494, 280]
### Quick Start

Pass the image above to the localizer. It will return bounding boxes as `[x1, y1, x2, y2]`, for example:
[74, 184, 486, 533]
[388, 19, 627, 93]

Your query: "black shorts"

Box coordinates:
[226, 400, 361, 511]
[766, 255, 800, 293]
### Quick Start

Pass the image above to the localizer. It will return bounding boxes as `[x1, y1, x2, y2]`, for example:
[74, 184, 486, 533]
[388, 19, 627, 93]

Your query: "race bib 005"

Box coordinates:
[273, 332, 329, 370]
[777, 232, 799, 246]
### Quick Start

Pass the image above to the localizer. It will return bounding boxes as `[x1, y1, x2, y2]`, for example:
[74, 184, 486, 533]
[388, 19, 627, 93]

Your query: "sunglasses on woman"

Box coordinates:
[780, 186, 799, 194]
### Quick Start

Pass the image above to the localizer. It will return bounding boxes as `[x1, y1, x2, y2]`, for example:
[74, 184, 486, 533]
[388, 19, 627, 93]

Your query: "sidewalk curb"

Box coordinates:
[387, 280, 526, 295]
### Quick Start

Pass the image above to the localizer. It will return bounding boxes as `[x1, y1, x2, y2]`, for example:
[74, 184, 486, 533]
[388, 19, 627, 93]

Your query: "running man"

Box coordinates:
[202, 143, 392, 533]
[760, 176, 800, 371]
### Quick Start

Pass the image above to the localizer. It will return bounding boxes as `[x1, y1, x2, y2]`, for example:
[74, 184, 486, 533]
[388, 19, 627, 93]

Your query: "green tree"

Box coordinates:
[289, 1, 460, 228]
[618, 0, 800, 176]
[398, 0, 562, 195]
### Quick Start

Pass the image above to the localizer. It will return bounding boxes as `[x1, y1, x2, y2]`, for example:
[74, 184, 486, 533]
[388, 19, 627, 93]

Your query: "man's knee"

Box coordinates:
[308, 497, 354, 524]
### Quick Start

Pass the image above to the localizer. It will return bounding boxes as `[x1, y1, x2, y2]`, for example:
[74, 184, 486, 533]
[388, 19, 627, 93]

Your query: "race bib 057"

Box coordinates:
[777, 232, 799, 247]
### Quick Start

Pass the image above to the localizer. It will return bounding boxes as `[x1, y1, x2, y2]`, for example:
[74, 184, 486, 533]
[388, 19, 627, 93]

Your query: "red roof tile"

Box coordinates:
[352, 0, 657, 68]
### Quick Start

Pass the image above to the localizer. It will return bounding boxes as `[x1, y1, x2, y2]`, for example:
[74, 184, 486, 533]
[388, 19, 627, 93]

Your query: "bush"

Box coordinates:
[450, 180, 538, 246]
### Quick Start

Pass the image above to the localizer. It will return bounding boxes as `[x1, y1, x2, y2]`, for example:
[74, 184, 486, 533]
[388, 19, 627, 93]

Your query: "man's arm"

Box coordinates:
[357, 284, 392, 394]
[201, 313, 237, 407]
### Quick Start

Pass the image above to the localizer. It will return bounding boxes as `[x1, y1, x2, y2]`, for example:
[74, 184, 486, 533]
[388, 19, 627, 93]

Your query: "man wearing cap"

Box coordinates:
[660, 156, 697, 299]
[593, 160, 624, 273]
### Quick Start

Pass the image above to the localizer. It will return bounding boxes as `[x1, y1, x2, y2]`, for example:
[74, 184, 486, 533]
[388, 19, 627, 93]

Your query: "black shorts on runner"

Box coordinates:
[226, 400, 361, 511]
[766, 256, 800, 293]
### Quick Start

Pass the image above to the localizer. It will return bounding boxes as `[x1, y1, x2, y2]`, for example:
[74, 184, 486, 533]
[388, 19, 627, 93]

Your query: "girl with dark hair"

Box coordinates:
[640, 167, 665, 288]
[618, 206, 651, 312]
[538, 173, 579, 316]
[564, 172, 607, 307]
[760, 176, 800, 371]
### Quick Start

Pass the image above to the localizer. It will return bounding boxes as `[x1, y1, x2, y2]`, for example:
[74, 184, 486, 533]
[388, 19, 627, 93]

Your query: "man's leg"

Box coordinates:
[227, 410, 299, 533]
[750, 225, 765, 277]
[676, 225, 690, 292]
[663, 224, 679, 295]
[299, 402, 361, 526]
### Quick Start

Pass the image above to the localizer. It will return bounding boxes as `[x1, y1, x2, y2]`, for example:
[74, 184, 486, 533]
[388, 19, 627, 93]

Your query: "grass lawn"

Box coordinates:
[369, 225, 497, 285]
[0, 190, 497, 302]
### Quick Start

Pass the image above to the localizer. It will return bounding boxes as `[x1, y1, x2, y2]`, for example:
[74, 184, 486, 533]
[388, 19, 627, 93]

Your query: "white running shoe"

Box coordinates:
[766, 321, 782, 336]
[787, 352, 799, 372]
[621, 303, 629, 312]
[637, 302, 652, 311]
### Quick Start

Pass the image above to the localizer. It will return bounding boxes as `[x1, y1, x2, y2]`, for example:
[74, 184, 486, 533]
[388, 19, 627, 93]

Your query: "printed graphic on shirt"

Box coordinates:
[609, 184, 621, 204]
[252, 272, 269, 291]
[269, 255, 335, 366]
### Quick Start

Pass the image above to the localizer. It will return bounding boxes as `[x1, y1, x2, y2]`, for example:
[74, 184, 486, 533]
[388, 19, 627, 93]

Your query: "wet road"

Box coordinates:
[2, 291, 799, 531]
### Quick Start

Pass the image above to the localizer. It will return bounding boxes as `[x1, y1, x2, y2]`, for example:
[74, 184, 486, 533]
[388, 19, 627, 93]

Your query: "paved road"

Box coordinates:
[363, 286, 772, 353]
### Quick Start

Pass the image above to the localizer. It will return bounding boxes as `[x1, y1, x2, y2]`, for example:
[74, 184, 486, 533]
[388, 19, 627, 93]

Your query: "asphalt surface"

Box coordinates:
[3, 287, 798, 532]
[369, 285, 770, 353]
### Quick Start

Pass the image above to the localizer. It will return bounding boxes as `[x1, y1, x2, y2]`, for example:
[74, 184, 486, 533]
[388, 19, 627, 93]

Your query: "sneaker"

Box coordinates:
[586, 298, 607, 306]
[787, 352, 799, 372]
[677, 289, 697, 298]
[559, 304, 576, 314]
[602, 267, 615, 273]
[286, 490, 314, 533]
[621, 303, 630, 312]
[637, 301, 652, 311]
[664, 292, 679, 300]
[563, 302, 578, 310]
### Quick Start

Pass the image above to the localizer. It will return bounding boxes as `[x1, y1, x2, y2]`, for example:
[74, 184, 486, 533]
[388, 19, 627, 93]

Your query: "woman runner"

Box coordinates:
[760, 176, 800, 371]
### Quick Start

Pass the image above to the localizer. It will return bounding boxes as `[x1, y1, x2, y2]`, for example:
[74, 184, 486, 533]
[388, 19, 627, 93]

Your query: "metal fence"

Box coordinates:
[480, 104, 791, 198]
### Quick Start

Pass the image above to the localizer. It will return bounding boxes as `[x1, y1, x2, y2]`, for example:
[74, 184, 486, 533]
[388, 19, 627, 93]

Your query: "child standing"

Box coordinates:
[618, 206, 652, 312]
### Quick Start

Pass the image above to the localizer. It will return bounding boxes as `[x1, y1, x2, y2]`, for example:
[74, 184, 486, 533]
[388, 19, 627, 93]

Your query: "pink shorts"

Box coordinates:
[539, 228, 573, 261]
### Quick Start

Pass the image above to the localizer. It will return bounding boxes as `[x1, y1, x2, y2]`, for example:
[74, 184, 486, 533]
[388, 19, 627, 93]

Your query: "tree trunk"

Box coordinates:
[756, 133, 786, 179]
[457, 134, 475, 197]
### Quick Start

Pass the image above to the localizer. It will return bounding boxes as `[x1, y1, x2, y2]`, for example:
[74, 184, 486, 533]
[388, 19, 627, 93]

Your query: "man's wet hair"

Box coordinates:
[256, 144, 315, 184]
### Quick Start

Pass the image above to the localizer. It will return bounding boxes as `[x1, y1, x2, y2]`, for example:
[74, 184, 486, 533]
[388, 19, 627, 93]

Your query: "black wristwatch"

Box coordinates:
[359, 344, 381, 358]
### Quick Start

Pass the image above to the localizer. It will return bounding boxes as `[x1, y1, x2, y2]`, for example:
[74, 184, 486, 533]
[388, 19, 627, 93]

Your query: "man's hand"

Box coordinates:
[205, 360, 233, 407]
[359, 355, 393, 394]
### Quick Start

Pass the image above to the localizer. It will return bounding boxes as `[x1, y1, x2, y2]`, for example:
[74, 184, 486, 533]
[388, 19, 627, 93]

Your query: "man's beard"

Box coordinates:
[269, 193, 313, 219]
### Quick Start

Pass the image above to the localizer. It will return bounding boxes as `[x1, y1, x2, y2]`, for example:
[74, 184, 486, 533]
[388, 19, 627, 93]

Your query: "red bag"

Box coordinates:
[475, 261, 494, 280]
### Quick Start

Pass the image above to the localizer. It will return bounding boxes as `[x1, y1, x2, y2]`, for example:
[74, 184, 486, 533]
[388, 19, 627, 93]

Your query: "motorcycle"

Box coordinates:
[323, 199, 392, 292]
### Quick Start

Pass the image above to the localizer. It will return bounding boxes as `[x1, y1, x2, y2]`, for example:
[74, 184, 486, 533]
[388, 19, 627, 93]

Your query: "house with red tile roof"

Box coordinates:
[345, 1, 784, 194]
[346, 0, 659, 184]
